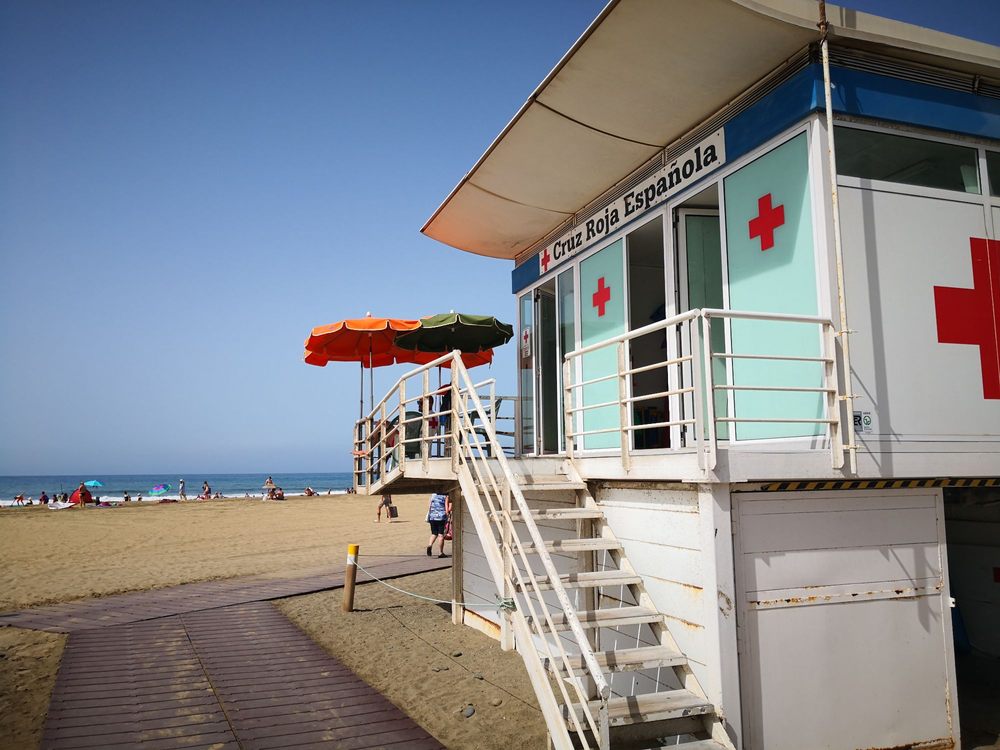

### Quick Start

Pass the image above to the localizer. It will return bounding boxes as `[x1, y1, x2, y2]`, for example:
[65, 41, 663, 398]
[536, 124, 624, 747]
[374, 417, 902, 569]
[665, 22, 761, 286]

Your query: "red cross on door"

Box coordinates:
[540, 248, 551, 274]
[934, 237, 1000, 399]
[592, 276, 611, 317]
[748, 193, 785, 251]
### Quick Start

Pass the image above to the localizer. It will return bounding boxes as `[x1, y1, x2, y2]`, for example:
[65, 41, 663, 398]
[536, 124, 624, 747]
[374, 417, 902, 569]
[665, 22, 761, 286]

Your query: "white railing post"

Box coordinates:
[500, 479, 514, 651]
[379, 403, 387, 482]
[690, 316, 707, 470]
[701, 313, 718, 471]
[421, 369, 430, 471]
[824, 322, 845, 469]
[617, 341, 631, 472]
[563, 358, 574, 459]
[398, 379, 406, 474]
[451, 355, 460, 474]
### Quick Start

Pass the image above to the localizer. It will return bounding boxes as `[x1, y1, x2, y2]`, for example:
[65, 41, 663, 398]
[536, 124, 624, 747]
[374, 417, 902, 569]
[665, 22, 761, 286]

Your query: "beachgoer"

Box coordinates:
[123, 491, 131, 503]
[426, 492, 452, 558]
[201, 481, 210, 499]
[14, 493, 25, 506]
[274, 487, 285, 501]
[178, 478, 187, 501]
[304, 487, 316, 497]
[77, 482, 92, 508]
[376, 493, 393, 522]
[39, 491, 49, 505]
[136, 493, 143, 502]
[264, 476, 275, 489]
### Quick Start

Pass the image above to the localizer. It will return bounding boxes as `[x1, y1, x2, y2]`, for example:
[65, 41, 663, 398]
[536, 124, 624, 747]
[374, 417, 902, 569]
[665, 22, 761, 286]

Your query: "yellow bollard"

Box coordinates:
[342, 543, 360, 612]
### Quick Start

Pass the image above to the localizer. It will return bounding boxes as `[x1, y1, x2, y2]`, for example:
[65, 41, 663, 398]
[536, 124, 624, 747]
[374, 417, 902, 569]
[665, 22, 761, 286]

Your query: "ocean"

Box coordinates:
[0, 472, 355, 503]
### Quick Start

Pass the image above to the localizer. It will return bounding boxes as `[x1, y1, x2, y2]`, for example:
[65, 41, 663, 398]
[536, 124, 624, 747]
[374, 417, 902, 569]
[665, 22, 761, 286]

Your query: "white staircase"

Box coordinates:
[450, 363, 734, 750]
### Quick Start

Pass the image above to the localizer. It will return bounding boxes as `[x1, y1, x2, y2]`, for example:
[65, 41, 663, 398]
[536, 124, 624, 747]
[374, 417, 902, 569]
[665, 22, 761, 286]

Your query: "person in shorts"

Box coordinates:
[425, 492, 452, 558]
[376, 493, 394, 522]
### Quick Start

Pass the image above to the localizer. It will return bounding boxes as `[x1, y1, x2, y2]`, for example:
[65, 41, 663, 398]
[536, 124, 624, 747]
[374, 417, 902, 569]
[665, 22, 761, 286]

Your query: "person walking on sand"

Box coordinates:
[425, 492, 452, 558]
[178, 478, 187, 501]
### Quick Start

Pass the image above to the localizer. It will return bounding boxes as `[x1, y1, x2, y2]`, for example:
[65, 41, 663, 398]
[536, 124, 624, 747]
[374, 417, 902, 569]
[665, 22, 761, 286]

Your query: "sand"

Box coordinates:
[0, 492, 546, 749]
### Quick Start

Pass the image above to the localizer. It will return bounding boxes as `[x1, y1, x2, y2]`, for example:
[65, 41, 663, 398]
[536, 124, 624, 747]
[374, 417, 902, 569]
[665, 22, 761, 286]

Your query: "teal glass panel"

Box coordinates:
[724, 132, 824, 440]
[580, 240, 625, 450]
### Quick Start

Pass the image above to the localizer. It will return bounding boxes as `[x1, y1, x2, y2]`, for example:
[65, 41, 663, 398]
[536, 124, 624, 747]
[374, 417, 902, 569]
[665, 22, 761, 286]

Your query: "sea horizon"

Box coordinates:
[0, 472, 355, 502]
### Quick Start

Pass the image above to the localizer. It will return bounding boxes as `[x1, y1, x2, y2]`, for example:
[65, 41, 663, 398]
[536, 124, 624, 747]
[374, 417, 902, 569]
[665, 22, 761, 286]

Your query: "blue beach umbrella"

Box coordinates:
[84, 480, 104, 488]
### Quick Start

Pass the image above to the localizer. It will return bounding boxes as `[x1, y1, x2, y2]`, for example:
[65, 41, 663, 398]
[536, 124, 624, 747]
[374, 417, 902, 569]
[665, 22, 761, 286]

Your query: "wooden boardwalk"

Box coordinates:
[0, 555, 447, 633]
[21, 556, 451, 749]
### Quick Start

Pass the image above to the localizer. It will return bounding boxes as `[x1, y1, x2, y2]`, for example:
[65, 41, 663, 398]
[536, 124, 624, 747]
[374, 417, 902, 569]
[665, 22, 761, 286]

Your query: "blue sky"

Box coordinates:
[2, 1, 998, 475]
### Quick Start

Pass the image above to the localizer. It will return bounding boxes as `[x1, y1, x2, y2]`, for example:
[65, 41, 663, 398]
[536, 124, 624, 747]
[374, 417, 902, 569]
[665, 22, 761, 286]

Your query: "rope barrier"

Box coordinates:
[352, 560, 516, 614]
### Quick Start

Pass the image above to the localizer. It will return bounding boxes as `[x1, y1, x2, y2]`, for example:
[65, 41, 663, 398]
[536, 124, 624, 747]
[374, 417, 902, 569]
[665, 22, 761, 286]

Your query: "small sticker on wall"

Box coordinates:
[853, 411, 873, 434]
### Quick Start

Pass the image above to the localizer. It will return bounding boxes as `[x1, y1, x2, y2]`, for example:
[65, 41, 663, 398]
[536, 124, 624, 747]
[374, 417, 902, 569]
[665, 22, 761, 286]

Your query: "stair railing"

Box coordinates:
[449, 352, 611, 750]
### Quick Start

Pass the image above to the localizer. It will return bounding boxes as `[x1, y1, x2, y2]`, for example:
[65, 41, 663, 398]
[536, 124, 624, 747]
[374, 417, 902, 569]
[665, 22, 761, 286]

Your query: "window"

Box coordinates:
[835, 127, 980, 194]
[987, 151, 1000, 197]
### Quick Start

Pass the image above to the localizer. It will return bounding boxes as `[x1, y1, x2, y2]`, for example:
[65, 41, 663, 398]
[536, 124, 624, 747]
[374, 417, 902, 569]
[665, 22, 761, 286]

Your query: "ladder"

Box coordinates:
[451, 362, 734, 750]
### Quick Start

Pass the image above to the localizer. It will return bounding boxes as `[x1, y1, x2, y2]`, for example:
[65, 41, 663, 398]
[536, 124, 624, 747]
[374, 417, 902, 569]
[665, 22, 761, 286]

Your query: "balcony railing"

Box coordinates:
[352, 352, 516, 493]
[562, 308, 845, 471]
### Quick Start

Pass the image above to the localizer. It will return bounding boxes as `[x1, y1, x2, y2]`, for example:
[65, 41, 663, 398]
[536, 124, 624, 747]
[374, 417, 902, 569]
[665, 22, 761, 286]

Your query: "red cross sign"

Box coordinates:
[749, 193, 785, 251]
[592, 276, 611, 317]
[934, 237, 1000, 399]
[540, 248, 552, 274]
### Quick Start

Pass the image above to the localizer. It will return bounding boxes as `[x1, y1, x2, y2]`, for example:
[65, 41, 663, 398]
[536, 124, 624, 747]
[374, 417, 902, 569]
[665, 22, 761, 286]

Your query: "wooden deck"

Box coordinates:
[14, 556, 452, 749]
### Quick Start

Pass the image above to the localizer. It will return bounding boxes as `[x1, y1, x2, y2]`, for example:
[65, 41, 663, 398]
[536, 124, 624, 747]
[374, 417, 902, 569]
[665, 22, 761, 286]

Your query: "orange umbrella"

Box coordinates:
[304, 315, 421, 419]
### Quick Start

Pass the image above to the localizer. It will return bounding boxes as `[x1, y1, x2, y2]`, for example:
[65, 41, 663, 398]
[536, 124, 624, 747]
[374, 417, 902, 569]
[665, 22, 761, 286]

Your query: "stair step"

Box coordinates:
[662, 742, 729, 750]
[544, 645, 686, 674]
[565, 689, 714, 727]
[528, 606, 661, 631]
[521, 537, 622, 554]
[507, 508, 604, 521]
[525, 570, 642, 591]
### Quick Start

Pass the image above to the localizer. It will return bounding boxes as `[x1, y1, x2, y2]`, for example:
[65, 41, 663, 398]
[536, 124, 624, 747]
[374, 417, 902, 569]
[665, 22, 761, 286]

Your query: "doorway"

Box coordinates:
[676, 185, 729, 441]
[535, 280, 559, 454]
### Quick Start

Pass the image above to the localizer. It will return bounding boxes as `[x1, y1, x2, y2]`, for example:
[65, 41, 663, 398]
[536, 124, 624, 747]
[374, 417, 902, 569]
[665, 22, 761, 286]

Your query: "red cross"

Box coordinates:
[934, 237, 1000, 399]
[748, 193, 785, 251]
[522, 328, 529, 344]
[540, 248, 551, 273]
[592, 276, 611, 317]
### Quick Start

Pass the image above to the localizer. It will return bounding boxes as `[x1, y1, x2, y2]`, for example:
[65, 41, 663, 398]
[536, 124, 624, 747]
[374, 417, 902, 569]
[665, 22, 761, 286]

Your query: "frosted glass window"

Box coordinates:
[835, 127, 980, 194]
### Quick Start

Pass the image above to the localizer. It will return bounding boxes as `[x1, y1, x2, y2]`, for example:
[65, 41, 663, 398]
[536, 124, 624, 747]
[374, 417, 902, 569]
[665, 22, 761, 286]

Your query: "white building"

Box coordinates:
[356, 2, 1000, 748]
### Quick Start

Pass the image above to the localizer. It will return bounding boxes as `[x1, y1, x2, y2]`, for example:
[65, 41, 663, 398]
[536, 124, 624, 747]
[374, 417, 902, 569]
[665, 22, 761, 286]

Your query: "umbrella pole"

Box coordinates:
[359, 362, 364, 421]
[369, 338, 374, 421]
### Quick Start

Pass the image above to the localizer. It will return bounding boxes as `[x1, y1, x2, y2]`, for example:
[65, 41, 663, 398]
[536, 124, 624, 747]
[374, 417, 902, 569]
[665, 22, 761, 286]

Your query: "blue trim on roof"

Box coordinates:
[830, 65, 1000, 141]
[512, 62, 1000, 294]
[512, 259, 538, 294]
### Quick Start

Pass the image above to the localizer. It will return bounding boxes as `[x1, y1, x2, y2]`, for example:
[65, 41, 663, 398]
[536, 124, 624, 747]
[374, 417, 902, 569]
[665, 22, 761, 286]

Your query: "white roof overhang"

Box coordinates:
[422, 0, 1000, 260]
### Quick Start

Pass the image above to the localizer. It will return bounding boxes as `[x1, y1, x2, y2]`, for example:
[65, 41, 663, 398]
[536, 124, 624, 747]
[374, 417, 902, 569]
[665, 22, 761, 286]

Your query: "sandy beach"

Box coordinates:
[0, 493, 545, 749]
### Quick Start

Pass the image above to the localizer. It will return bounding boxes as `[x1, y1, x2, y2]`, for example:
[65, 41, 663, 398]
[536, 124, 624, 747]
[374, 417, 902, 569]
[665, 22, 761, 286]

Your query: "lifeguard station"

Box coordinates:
[352, 2, 1000, 748]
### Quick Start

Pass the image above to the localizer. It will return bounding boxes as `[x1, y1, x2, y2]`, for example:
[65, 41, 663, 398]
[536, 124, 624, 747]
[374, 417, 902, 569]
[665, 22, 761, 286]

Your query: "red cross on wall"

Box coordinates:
[540, 248, 552, 274]
[934, 237, 1000, 399]
[749, 193, 785, 251]
[592, 276, 611, 317]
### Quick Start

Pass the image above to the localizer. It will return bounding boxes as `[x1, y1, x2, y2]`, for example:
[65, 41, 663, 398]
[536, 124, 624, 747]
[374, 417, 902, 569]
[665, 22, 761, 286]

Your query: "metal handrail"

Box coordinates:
[449, 353, 610, 748]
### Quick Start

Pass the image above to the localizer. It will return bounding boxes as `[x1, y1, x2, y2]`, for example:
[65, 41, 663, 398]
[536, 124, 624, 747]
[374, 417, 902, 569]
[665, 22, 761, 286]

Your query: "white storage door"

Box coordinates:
[735, 489, 958, 750]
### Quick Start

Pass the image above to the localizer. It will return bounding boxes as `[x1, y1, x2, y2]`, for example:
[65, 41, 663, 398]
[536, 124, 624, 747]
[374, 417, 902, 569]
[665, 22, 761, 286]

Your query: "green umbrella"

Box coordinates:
[394, 313, 513, 354]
